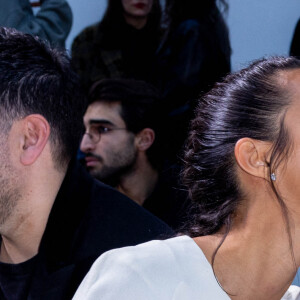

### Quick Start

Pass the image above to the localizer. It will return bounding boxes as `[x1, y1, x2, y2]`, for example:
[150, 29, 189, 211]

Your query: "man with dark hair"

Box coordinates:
[80, 78, 189, 230]
[0, 27, 172, 300]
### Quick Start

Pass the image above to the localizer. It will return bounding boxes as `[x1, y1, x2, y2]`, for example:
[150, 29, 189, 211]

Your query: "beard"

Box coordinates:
[93, 157, 137, 187]
[0, 174, 20, 226]
[0, 139, 21, 227]
[87, 136, 138, 187]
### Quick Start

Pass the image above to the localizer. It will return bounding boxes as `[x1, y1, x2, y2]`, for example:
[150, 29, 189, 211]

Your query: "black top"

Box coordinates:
[290, 18, 300, 57]
[143, 166, 190, 231]
[0, 255, 38, 300]
[152, 7, 231, 162]
[0, 160, 173, 299]
[71, 20, 160, 92]
[154, 7, 231, 110]
[121, 23, 157, 82]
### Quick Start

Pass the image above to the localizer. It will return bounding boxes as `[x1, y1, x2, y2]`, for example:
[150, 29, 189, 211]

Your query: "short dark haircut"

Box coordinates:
[88, 78, 164, 169]
[183, 56, 300, 237]
[0, 27, 86, 170]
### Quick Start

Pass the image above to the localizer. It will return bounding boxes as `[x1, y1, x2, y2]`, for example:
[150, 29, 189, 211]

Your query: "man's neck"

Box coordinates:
[0, 234, 40, 264]
[0, 168, 66, 264]
[117, 159, 159, 206]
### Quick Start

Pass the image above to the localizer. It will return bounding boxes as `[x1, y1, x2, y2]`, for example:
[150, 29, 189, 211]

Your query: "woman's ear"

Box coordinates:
[20, 114, 50, 165]
[234, 138, 271, 180]
[135, 128, 155, 152]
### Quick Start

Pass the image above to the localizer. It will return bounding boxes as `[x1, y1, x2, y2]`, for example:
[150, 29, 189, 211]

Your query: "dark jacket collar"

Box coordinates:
[39, 159, 93, 271]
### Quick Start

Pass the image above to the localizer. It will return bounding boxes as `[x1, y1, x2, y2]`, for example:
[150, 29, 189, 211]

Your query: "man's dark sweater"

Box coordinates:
[0, 160, 173, 300]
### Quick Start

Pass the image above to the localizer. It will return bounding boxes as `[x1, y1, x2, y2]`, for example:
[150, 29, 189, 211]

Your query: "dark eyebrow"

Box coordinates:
[89, 119, 115, 126]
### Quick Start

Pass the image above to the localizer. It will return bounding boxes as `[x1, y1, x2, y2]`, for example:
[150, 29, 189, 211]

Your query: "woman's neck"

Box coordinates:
[123, 14, 148, 29]
[193, 189, 299, 299]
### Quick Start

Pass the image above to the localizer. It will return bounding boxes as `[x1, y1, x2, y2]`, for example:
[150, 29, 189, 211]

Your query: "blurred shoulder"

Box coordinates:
[72, 23, 101, 49]
[175, 19, 201, 35]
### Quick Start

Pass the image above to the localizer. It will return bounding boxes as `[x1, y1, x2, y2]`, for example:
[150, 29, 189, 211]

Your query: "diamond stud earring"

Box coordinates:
[270, 173, 276, 181]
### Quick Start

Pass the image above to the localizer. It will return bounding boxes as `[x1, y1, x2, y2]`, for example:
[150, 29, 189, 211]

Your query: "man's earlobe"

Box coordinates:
[136, 128, 155, 151]
[20, 115, 50, 165]
[234, 138, 271, 180]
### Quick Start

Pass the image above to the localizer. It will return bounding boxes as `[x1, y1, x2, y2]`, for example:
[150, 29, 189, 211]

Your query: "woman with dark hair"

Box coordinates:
[71, 0, 161, 92]
[157, 0, 231, 99]
[155, 0, 231, 162]
[290, 18, 300, 58]
[73, 56, 300, 299]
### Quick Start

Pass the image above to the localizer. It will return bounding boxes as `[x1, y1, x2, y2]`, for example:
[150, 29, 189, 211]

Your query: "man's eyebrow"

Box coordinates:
[89, 119, 114, 126]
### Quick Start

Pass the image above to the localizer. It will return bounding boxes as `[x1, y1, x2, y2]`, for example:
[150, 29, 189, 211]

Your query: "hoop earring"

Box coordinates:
[270, 173, 276, 181]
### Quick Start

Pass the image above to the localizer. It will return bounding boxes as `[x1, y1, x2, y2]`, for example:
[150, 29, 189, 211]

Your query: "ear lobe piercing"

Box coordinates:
[261, 161, 276, 181]
[270, 173, 276, 181]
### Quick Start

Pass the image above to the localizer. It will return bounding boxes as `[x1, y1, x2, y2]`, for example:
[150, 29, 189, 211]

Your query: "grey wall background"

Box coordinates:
[66, 0, 107, 53]
[227, 0, 300, 70]
[66, 0, 300, 71]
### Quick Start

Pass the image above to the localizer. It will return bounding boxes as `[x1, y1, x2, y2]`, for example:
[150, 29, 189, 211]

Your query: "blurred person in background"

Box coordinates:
[154, 0, 231, 163]
[290, 18, 300, 58]
[80, 78, 189, 230]
[0, 0, 72, 47]
[71, 0, 162, 92]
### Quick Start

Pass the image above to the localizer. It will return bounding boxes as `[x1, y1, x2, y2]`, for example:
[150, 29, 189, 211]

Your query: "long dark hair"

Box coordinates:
[163, 0, 228, 31]
[160, 0, 231, 66]
[100, 0, 162, 34]
[182, 56, 300, 238]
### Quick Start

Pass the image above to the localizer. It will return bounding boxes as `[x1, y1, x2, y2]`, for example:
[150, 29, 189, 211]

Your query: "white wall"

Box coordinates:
[66, 0, 107, 53]
[66, 0, 300, 70]
[227, 0, 300, 70]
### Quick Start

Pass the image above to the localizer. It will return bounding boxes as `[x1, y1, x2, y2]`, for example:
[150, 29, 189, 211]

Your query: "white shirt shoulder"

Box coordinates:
[73, 236, 300, 300]
[73, 235, 229, 300]
[283, 285, 300, 300]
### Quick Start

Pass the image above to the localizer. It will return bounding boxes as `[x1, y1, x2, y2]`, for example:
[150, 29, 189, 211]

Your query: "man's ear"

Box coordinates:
[135, 128, 155, 152]
[20, 114, 50, 166]
[234, 137, 271, 180]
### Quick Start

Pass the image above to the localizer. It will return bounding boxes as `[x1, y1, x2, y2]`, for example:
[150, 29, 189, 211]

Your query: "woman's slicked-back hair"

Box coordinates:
[183, 56, 300, 237]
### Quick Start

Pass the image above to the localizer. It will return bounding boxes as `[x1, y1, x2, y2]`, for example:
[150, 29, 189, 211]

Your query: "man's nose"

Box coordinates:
[80, 133, 95, 153]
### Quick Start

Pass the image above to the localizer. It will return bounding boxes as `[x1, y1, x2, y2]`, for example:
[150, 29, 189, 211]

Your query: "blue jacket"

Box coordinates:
[0, 0, 72, 47]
